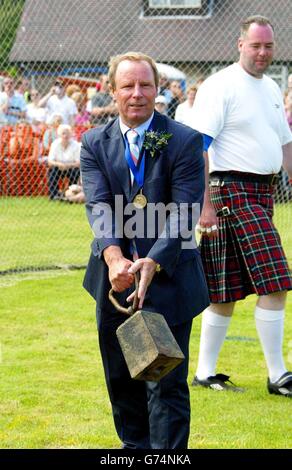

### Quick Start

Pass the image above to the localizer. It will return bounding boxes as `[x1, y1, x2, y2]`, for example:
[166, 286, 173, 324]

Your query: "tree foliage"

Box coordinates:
[0, 0, 25, 68]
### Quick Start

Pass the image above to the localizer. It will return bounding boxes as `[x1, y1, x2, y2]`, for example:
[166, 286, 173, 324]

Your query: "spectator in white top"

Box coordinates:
[0, 76, 27, 125]
[175, 84, 197, 126]
[48, 124, 81, 200]
[39, 80, 77, 126]
[26, 89, 47, 132]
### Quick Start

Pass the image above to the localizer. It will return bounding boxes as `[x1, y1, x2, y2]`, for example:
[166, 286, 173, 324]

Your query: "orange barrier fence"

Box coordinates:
[0, 124, 89, 196]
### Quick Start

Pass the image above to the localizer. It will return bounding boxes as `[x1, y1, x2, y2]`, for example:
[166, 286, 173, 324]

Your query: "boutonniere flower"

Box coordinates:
[143, 130, 173, 158]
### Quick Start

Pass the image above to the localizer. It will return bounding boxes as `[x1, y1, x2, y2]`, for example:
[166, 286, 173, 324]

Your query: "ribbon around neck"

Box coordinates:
[124, 123, 152, 188]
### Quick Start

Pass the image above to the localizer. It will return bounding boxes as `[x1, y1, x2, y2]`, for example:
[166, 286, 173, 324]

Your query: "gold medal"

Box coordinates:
[133, 190, 147, 209]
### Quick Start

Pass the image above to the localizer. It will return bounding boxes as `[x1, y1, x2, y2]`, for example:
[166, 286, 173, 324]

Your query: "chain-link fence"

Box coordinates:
[0, 0, 291, 275]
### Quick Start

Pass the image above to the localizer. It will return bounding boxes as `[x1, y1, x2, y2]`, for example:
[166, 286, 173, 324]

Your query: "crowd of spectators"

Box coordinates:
[155, 73, 202, 122]
[0, 74, 119, 201]
[0, 71, 291, 201]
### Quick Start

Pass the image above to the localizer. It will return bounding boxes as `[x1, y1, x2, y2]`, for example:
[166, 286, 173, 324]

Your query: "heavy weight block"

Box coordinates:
[116, 309, 185, 381]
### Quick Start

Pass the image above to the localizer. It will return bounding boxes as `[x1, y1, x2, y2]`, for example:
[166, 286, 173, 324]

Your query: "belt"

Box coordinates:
[209, 171, 280, 186]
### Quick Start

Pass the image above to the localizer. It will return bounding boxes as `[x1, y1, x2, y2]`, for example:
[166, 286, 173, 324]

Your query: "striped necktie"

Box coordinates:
[126, 129, 140, 166]
[126, 129, 140, 260]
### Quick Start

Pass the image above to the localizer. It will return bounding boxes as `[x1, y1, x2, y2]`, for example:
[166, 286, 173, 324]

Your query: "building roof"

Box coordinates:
[10, 0, 292, 64]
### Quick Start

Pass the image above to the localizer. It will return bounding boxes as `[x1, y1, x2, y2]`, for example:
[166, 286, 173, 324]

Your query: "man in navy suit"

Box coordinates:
[80, 52, 209, 449]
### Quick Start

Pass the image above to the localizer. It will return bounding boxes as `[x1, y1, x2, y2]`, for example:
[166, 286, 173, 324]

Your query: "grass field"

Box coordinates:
[0, 197, 91, 272]
[0, 269, 291, 449]
[0, 197, 291, 448]
[0, 197, 291, 272]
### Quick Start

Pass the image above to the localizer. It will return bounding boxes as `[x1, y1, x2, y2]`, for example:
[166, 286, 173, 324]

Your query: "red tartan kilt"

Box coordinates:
[200, 181, 292, 303]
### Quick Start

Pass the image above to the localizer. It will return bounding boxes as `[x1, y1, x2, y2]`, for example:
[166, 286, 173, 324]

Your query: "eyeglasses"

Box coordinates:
[4, 81, 13, 86]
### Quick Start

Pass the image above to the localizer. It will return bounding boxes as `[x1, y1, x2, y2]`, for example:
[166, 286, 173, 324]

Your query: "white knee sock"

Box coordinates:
[254, 306, 287, 383]
[196, 308, 231, 380]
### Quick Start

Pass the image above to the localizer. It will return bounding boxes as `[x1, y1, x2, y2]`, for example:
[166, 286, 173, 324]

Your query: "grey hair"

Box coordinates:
[57, 124, 72, 137]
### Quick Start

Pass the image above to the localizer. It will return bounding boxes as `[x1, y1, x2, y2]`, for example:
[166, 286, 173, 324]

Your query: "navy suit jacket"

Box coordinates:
[80, 111, 209, 326]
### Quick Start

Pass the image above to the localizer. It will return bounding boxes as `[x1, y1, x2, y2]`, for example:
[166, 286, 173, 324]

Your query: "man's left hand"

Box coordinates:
[127, 258, 157, 309]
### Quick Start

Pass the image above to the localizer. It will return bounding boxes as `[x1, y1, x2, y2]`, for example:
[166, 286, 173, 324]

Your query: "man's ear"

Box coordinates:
[238, 37, 243, 53]
[109, 85, 116, 100]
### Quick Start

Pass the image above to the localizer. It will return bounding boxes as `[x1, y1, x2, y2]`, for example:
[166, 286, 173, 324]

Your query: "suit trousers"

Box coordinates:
[97, 305, 192, 449]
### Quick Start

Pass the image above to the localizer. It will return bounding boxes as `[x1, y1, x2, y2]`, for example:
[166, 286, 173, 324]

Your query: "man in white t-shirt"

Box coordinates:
[190, 15, 292, 397]
[39, 80, 77, 126]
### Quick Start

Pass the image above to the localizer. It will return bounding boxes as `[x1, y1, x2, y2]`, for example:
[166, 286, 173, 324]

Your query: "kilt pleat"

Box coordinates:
[201, 181, 292, 303]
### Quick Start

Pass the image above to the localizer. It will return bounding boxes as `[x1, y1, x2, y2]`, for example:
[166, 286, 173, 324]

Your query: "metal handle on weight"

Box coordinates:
[108, 272, 140, 316]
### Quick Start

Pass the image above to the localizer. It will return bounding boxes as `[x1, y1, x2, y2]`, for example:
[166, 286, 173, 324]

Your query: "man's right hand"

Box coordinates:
[198, 153, 219, 239]
[197, 203, 219, 239]
[104, 246, 134, 292]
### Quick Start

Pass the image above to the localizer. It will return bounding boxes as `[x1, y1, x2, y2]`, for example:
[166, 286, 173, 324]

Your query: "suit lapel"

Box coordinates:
[103, 119, 131, 201]
[144, 111, 167, 180]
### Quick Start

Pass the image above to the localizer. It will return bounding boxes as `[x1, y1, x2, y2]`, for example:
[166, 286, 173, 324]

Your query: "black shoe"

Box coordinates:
[192, 373, 244, 392]
[267, 372, 292, 397]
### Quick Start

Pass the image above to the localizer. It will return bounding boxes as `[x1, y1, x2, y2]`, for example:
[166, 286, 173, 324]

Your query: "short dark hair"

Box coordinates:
[240, 15, 274, 37]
